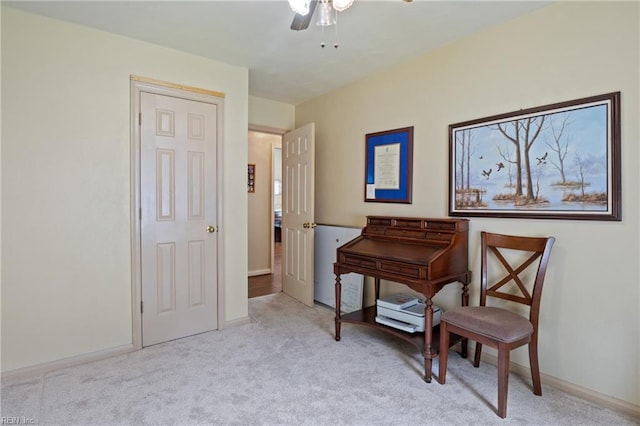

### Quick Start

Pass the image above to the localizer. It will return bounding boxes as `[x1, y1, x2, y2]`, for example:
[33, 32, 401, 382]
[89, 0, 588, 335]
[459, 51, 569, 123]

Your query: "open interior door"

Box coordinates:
[282, 123, 315, 307]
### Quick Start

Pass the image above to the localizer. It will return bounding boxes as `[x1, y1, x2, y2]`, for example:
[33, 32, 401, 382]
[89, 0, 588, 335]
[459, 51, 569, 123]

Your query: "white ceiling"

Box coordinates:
[5, 1, 552, 105]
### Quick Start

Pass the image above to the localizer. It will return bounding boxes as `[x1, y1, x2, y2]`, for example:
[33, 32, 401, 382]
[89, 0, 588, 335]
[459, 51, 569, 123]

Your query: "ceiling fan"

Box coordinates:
[289, 0, 413, 31]
[290, 0, 317, 31]
[290, 0, 340, 31]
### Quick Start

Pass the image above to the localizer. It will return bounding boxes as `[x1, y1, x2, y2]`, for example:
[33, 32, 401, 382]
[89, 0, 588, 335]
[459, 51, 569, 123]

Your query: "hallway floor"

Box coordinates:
[248, 242, 282, 298]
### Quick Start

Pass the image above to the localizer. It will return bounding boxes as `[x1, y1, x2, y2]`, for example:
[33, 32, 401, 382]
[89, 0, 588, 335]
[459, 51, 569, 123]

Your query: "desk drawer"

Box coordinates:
[385, 228, 427, 239]
[342, 255, 377, 270]
[364, 225, 387, 236]
[426, 231, 453, 242]
[426, 221, 457, 230]
[379, 261, 423, 279]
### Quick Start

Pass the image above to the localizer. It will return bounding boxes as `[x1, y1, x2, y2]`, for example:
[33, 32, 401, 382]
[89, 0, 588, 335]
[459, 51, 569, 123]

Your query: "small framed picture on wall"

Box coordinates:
[248, 164, 255, 193]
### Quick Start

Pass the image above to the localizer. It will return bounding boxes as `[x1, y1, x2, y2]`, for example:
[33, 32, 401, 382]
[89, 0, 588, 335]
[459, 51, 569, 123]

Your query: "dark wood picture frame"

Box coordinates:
[365, 126, 414, 203]
[449, 92, 621, 221]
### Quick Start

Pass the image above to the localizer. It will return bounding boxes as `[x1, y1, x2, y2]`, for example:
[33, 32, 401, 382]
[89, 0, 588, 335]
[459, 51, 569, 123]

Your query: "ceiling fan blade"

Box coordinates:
[290, 0, 318, 31]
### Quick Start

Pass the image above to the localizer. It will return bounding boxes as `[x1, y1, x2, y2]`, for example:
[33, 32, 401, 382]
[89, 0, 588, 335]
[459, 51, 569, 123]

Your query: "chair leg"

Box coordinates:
[529, 336, 542, 396]
[438, 321, 450, 384]
[474, 342, 483, 368]
[497, 344, 510, 418]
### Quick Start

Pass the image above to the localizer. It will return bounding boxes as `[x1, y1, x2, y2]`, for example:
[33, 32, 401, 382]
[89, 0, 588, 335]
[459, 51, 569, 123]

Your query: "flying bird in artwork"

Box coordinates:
[496, 162, 505, 171]
[479, 155, 483, 159]
[482, 168, 492, 179]
[537, 152, 548, 164]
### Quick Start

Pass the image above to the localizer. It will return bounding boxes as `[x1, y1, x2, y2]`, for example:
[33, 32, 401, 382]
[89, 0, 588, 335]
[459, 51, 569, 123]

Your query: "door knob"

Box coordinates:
[303, 223, 309, 229]
[206, 225, 217, 233]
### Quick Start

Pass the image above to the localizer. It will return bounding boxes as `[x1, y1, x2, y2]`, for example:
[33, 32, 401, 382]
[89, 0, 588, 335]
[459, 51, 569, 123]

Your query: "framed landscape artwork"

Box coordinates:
[449, 92, 621, 221]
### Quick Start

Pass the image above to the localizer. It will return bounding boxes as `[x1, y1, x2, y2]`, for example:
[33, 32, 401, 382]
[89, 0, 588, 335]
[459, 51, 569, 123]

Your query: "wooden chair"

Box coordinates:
[438, 231, 555, 418]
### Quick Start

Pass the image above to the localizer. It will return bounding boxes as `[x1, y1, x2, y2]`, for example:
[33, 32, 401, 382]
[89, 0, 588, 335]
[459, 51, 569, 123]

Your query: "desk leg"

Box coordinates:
[374, 277, 380, 301]
[334, 274, 342, 342]
[423, 298, 434, 383]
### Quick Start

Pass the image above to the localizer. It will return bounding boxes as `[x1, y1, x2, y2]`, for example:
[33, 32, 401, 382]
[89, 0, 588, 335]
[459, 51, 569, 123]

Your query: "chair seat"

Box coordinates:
[441, 306, 533, 343]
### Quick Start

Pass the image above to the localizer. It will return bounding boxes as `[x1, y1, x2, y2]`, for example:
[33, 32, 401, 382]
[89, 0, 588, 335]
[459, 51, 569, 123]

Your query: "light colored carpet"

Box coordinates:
[1, 293, 637, 425]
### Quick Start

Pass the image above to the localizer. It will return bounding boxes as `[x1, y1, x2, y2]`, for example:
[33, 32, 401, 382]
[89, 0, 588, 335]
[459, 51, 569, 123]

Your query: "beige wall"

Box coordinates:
[249, 96, 295, 132]
[1, 8, 249, 371]
[248, 131, 282, 274]
[296, 2, 639, 408]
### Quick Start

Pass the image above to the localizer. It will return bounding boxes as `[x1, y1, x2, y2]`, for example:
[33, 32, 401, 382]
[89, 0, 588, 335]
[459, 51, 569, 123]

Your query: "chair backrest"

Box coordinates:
[480, 232, 555, 327]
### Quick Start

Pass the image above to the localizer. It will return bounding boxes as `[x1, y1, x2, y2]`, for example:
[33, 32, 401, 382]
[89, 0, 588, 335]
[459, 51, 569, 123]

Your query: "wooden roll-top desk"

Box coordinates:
[334, 216, 471, 383]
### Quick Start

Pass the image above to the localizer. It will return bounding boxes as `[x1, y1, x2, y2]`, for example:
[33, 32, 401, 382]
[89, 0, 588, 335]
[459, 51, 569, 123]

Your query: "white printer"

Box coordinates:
[375, 293, 441, 333]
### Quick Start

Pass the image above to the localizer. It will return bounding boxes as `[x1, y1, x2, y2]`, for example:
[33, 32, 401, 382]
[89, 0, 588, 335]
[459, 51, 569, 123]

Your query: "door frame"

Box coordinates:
[271, 142, 282, 273]
[130, 75, 226, 350]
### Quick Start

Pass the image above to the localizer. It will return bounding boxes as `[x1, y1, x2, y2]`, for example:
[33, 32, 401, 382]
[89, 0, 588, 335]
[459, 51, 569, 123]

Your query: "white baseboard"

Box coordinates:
[248, 268, 271, 277]
[223, 315, 251, 329]
[476, 351, 639, 418]
[1, 315, 253, 382]
[1, 314, 252, 382]
[0, 344, 134, 384]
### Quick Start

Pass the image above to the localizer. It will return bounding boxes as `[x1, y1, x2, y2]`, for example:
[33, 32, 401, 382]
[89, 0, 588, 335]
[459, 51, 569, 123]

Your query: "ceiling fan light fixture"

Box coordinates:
[316, 1, 337, 26]
[332, 0, 355, 12]
[288, 0, 312, 16]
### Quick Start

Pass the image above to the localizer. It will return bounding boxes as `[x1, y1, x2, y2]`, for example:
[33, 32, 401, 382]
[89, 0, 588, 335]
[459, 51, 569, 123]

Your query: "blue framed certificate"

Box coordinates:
[365, 126, 413, 203]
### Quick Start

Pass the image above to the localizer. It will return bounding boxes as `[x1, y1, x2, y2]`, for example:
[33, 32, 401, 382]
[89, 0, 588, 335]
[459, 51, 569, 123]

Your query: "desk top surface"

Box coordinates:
[339, 237, 446, 265]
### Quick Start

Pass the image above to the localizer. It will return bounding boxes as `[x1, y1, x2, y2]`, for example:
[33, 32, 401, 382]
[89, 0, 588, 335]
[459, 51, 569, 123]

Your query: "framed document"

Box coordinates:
[365, 126, 413, 203]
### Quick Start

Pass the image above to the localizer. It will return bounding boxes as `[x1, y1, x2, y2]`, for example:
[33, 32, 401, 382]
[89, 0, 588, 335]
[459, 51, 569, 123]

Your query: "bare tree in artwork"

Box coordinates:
[572, 153, 589, 198]
[455, 130, 465, 191]
[495, 116, 547, 204]
[465, 132, 475, 191]
[563, 153, 607, 204]
[497, 144, 516, 188]
[455, 129, 484, 207]
[546, 114, 572, 185]
[456, 129, 475, 191]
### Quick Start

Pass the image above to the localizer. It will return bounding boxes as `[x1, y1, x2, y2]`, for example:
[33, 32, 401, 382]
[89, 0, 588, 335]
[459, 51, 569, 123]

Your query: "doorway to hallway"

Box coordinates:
[247, 130, 282, 298]
[248, 242, 282, 298]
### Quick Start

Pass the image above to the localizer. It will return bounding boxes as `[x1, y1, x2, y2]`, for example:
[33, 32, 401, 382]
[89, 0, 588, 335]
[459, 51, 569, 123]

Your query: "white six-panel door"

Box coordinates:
[140, 92, 218, 346]
[282, 123, 315, 307]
